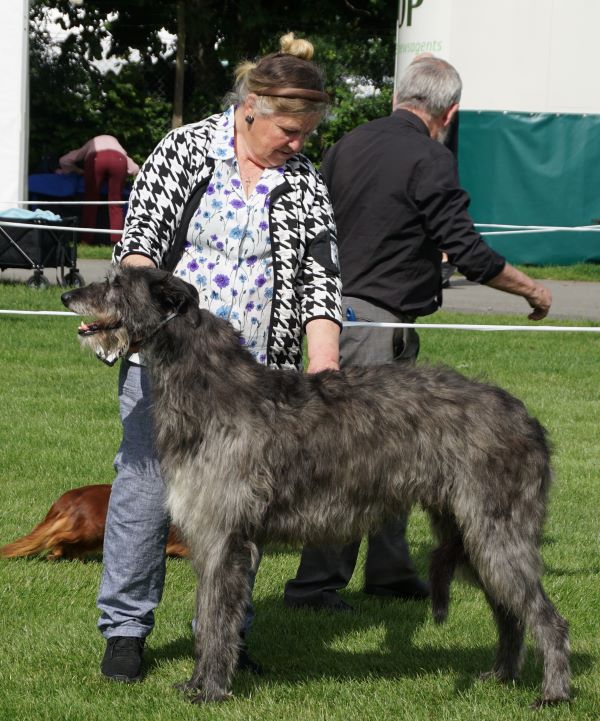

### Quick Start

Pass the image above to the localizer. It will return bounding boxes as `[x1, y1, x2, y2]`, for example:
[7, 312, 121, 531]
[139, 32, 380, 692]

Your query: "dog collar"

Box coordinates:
[135, 305, 184, 348]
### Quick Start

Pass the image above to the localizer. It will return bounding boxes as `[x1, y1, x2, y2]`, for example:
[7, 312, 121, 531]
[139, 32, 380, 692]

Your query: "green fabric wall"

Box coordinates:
[458, 111, 600, 265]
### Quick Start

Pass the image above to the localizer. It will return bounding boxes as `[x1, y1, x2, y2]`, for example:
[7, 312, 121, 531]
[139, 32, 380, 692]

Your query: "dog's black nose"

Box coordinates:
[61, 290, 75, 308]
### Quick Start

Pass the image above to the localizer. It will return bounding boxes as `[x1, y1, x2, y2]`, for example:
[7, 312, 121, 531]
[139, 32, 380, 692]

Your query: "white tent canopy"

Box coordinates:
[0, 1, 29, 207]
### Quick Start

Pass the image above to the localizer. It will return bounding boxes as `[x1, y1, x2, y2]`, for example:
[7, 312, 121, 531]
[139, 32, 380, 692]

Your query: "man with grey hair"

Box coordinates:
[284, 56, 552, 612]
[395, 54, 462, 136]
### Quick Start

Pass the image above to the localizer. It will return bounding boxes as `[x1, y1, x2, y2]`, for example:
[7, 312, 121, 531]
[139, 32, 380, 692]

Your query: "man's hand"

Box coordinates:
[525, 283, 552, 321]
[486, 263, 552, 321]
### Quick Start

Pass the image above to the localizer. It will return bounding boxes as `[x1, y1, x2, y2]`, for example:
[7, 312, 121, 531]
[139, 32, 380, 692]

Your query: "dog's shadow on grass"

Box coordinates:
[149, 590, 591, 701]
[151, 595, 497, 695]
[148, 544, 592, 698]
[247, 595, 494, 695]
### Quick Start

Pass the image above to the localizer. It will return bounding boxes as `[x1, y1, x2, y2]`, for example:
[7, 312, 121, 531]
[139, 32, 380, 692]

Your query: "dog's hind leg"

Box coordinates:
[465, 532, 570, 706]
[479, 592, 525, 682]
[525, 583, 570, 707]
[429, 515, 526, 681]
[180, 533, 255, 704]
[429, 534, 466, 624]
[428, 513, 467, 624]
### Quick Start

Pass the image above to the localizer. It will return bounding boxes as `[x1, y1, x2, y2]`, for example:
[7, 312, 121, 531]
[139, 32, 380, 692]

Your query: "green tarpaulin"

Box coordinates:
[459, 111, 600, 265]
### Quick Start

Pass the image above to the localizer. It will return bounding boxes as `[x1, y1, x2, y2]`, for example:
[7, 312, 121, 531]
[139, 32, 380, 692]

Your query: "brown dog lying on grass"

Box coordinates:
[0, 484, 188, 560]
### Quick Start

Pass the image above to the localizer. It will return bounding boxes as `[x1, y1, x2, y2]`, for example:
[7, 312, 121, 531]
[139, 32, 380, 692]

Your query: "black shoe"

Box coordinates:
[237, 642, 263, 675]
[284, 593, 354, 612]
[364, 579, 430, 601]
[101, 636, 145, 683]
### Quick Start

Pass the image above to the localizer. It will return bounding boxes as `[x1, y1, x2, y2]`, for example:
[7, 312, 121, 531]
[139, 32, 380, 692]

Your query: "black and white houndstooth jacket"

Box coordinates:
[114, 111, 343, 370]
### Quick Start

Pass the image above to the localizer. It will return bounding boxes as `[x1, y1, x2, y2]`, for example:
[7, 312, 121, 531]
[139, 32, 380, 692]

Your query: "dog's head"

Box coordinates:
[61, 267, 201, 358]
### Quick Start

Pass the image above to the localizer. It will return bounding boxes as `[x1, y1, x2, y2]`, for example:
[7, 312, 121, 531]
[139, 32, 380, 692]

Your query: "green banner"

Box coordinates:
[459, 111, 600, 265]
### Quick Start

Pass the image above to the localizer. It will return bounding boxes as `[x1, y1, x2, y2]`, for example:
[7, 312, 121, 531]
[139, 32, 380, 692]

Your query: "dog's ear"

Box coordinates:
[151, 272, 202, 327]
[179, 279, 202, 327]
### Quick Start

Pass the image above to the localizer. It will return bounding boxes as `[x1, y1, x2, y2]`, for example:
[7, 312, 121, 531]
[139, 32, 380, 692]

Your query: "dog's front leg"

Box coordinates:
[172, 583, 205, 695]
[179, 533, 254, 703]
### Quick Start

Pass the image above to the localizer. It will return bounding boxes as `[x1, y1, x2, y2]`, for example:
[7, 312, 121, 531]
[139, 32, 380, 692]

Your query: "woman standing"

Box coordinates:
[98, 33, 342, 683]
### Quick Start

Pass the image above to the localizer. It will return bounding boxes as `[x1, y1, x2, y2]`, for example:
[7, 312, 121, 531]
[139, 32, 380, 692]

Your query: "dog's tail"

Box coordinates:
[429, 536, 467, 624]
[0, 513, 76, 559]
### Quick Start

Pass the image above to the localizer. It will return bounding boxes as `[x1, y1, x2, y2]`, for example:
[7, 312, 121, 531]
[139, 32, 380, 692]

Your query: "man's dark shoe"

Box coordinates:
[364, 579, 430, 601]
[101, 636, 145, 683]
[284, 593, 354, 612]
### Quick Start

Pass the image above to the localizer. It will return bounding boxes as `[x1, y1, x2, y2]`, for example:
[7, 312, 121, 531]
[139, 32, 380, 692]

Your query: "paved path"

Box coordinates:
[440, 277, 600, 322]
[2, 259, 599, 322]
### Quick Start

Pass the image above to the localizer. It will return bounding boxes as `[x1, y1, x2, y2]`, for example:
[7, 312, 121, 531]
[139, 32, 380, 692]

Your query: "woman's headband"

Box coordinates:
[256, 87, 330, 103]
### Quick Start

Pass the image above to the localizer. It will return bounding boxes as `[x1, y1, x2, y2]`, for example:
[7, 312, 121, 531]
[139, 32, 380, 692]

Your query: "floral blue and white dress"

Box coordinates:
[174, 107, 284, 363]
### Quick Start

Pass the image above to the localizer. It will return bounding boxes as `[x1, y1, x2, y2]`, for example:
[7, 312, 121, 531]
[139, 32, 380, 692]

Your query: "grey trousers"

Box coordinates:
[97, 361, 256, 639]
[284, 296, 421, 604]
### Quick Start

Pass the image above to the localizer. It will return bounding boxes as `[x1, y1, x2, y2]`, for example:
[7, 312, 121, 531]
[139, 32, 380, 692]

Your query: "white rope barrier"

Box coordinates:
[476, 223, 550, 229]
[1, 310, 598, 333]
[2, 219, 598, 238]
[0, 207, 598, 336]
[0, 310, 76, 317]
[0, 220, 121, 236]
[474, 223, 597, 230]
[481, 225, 600, 237]
[0, 210, 598, 239]
[345, 321, 600, 333]
[0, 199, 127, 205]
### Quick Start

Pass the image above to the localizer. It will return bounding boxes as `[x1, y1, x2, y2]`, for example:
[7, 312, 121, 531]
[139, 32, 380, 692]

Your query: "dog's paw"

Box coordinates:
[173, 678, 201, 697]
[478, 668, 517, 684]
[189, 689, 233, 704]
[175, 678, 232, 703]
[530, 696, 570, 710]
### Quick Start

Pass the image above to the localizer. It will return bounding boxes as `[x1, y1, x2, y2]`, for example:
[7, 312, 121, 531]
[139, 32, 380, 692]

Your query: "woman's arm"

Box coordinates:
[120, 254, 156, 268]
[305, 318, 340, 373]
[112, 120, 217, 268]
[297, 163, 344, 346]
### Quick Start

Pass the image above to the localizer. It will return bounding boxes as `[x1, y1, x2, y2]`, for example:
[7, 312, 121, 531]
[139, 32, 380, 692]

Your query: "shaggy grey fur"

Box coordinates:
[62, 267, 570, 707]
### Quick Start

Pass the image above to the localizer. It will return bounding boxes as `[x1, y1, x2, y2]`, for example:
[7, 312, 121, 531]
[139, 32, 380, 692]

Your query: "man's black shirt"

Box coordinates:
[320, 109, 505, 317]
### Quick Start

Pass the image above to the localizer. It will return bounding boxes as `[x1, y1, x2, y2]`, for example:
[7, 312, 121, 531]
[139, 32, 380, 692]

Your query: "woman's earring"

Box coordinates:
[245, 114, 254, 125]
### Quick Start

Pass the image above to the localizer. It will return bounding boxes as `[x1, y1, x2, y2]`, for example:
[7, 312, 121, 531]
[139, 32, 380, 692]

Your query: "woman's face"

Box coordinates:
[241, 101, 321, 167]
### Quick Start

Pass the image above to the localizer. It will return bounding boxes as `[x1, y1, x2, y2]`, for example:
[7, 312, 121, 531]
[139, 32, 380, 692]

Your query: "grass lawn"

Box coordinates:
[0, 283, 598, 721]
[77, 243, 116, 261]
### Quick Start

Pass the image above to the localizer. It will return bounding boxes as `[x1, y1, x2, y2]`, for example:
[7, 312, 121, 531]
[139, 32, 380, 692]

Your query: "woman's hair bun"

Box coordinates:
[279, 32, 314, 62]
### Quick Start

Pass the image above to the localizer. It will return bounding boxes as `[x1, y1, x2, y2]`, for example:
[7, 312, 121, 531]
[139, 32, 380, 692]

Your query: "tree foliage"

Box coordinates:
[28, 0, 397, 170]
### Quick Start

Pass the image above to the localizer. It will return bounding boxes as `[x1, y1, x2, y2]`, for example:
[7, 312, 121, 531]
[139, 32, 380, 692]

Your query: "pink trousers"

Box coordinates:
[83, 150, 127, 244]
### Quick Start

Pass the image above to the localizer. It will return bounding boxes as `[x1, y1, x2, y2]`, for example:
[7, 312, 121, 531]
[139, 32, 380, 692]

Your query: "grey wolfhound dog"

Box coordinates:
[62, 267, 570, 707]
